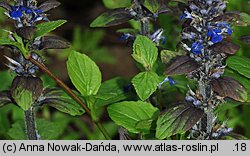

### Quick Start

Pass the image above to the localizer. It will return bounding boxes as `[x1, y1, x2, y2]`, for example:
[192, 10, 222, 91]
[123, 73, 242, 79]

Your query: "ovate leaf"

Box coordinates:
[211, 77, 248, 102]
[36, 119, 64, 140]
[107, 101, 159, 133]
[132, 71, 160, 101]
[90, 8, 132, 27]
[144, 0, 160, 13]
[8, 119, 63, 140]
[132, 35, 158, 70]
[156, 103, 204, 139]
[35, 20, 67, 38]
[67, 51, 102, 96]
[227, 56, 250, 79]
[11, 77, 43, 111]
[165, 56, 199, 76]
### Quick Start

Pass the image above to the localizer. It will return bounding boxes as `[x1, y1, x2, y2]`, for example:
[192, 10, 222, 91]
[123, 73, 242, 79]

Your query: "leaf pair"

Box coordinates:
[131, 35, 161, 101]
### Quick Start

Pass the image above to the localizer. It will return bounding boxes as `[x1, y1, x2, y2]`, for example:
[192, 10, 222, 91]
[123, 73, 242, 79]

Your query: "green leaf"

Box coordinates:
[35, 20, 67, 38]
[36, 119, 64, 140]
[7, 119, 63, 140]
[95, 77, 133, 107]
[132, 71, 160, 101]
[240, 12, 250, 26]
[144, 0, 160, 13]
[7, 121, 27, 140]
[156, 103, 204, 139]
[107, 101, 159, 133]
[42, 89, 85, 116]
[11, 77, 43, 111]
[103, 0, 131, 9]
[67, 50, 102, 96]
[14, 90, 33, 110]
[132, 35, 158, 70]
[227, 56, 250, 79]
[136, 119, 156, 134]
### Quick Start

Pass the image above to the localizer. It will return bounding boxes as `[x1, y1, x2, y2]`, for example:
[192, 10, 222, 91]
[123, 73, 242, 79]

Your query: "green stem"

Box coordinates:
[24, 107, 38, 140]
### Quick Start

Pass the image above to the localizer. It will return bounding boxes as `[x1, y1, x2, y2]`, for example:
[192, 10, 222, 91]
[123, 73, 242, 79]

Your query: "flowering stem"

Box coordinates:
[141, 18, 150, 36]
[24, 107, 38, 140]
[28, 56, 111, 140]
[134, 0, 150, 36]
[198, 76, 213, 139]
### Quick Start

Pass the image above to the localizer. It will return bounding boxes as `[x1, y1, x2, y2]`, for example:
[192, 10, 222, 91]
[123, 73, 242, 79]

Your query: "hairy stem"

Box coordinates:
[134, 0, 150, 36]
[141, 18, 150, 36]
[198, 79, 213, 139]
[24, 107, 38, 140]
[28, 57, 111, 140]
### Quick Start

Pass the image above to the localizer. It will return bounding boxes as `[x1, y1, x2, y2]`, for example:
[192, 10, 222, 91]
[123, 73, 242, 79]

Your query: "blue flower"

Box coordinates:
[158, 77, 176, 88]
[118, 33, 135, 41]
[8, 5, 45, 25]
[10, 6, 23, 18]
[216, 22, 233, 36]
[150, 29, 166, 45]
[168, 77, 176, 85]
[180, 11, 192, 20]
[191, 41, 204, 55]
[207, 29, 223, 43]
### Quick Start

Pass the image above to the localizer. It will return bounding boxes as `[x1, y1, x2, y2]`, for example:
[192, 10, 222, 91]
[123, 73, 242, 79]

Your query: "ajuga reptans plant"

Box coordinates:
[91, 0, 250, 140]
[0, 0, 249, 140]
[164, 0, 250, 140]
[91, 0, 181, 139]
[0, 0, 112, 140]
